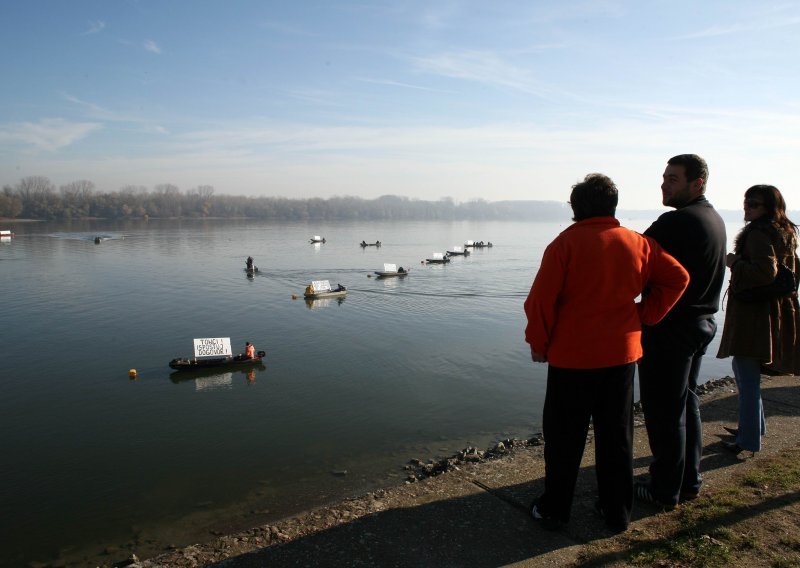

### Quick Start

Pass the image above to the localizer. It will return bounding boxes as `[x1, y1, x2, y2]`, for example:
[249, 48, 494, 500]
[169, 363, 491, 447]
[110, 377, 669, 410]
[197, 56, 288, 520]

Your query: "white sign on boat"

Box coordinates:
[312, 235, 322, 241]
[193, 337, 232, 358]
[431, 252, 444, 260]
[311, 280, 333, 293]
[465, 240, 474, 246]
[452, 246, 463, 253]
[383, 263, 397, 272]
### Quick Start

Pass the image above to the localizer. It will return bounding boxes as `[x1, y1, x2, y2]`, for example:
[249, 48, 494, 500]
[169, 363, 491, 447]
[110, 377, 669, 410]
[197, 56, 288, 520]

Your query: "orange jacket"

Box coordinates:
[245, 344, 255, 358]
[524, 217, 689, 369]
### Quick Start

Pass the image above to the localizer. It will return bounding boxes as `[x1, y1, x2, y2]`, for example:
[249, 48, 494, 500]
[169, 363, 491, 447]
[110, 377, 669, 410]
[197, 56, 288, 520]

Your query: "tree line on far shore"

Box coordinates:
[0, 176, 568, 221]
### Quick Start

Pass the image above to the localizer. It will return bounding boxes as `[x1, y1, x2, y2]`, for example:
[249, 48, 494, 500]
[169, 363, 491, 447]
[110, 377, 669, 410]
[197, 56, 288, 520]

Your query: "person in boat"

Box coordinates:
[246, 256, 254, 270]
[398, 266, 406, 273]
[245, 342, 255, 359]
[305, 284, 314, 295]
[361, 240, 367, 246]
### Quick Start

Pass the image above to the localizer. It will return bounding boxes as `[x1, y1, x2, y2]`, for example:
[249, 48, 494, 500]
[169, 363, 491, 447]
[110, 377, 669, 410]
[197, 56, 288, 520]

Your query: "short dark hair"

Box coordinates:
[569, 173, 618, 221]
[667, 154, 709, 188]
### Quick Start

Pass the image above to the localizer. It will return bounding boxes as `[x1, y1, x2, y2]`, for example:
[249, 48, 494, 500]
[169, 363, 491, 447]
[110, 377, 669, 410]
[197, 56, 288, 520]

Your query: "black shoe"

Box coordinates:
[593, 500, 628, 533]
[633, 482, 675, 511]
[723, 426, 738, 436]
[531, 502, 566, 531]
[679, 489, 700, 502]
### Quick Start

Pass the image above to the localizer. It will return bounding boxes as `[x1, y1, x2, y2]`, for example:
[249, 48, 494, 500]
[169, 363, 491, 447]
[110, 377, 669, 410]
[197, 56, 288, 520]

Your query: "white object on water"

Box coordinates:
[383, 263, 397, 272]
[193, 337, 232, 358]
[311, 280, 333, 293]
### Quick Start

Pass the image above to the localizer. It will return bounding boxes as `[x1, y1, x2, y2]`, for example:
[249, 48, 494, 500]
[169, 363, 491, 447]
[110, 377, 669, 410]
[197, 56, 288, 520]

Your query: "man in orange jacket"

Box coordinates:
[524, 173, 689, 532]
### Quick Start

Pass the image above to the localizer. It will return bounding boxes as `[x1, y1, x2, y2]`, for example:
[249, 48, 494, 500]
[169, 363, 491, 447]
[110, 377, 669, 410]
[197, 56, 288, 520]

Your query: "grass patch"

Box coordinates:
[741, 460, 800, 491]
[621, 450, 800, 567]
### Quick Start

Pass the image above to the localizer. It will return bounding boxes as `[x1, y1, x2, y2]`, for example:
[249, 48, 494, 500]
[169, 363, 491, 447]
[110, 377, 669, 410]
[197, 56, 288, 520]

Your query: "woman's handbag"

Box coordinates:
[734, 262, 798, 303]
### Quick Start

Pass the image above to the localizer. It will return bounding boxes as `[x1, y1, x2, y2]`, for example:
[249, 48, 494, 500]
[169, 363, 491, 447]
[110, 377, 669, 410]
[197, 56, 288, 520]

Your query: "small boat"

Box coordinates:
[464, 240, 492, 248]
[447, 246, 470, 256]
[360, 240, 382, 247]
[1, 230, 15, 238]
[169, 351, 266, 371]
[245, 267, 259, 277]
[310, 235, 326, 243]
[375, 263, 409, 277]
[304, 279, 347, 299]
[425, 252, 450, 264]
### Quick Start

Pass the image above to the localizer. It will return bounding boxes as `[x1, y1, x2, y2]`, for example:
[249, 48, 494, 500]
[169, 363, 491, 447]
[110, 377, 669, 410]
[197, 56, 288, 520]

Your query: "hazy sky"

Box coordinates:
[1, 1, 799, 210]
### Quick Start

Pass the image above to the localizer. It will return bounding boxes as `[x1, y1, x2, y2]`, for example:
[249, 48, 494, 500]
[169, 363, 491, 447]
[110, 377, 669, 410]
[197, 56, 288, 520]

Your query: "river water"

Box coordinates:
[0, 217, 737, 566]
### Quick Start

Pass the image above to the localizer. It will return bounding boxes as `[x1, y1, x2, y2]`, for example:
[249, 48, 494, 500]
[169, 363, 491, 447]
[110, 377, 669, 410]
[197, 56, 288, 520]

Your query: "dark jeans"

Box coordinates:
[639, 316, 717, 505]
[539, 363, 634, 527]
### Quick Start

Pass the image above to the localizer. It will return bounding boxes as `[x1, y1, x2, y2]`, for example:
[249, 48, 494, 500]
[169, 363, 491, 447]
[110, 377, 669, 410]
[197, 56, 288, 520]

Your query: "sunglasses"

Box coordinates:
[744, 199, 765, 209]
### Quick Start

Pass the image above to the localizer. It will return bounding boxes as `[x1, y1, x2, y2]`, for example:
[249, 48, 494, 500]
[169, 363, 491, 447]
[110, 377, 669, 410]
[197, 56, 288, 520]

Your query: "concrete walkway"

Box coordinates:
[139, 374, 800, 567]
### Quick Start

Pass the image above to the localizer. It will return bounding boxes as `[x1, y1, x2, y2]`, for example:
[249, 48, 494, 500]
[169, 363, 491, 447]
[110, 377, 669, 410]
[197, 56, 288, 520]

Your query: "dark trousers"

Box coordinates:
[539, 363, 634, 527]
[639, 316, 716, 505]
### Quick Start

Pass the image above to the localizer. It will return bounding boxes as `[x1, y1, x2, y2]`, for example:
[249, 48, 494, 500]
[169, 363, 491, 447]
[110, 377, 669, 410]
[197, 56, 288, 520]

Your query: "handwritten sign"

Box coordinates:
[311, 280, 332, 293]
[193, 337, 232, 358]
[383, 263, 397, 272]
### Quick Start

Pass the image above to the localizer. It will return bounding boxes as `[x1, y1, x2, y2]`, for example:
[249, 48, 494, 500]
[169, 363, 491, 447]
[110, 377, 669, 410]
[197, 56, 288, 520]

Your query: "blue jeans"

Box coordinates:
[731, 356, 766, 452]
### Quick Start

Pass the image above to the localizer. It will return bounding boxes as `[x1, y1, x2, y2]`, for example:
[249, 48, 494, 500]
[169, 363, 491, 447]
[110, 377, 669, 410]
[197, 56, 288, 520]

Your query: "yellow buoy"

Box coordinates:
[128, 369, 137, 379]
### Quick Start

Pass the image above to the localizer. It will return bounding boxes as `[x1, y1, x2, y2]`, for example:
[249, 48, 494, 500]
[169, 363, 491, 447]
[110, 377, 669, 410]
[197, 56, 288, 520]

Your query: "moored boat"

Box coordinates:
[446, 246, 470, 256]
[169, 351, 266, 370]
[304, 279, 347, 299]
[425, 252, 450, 264]
[374, 263, 409, 277]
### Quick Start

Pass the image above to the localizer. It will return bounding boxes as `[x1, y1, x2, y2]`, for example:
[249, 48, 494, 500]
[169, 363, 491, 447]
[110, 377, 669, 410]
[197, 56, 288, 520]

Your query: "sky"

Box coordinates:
[1, 1, 799, 210]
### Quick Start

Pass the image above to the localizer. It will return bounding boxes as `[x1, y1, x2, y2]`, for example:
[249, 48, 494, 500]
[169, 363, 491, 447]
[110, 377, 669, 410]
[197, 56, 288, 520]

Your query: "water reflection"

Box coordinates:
[169, 364, 267, 384]
[304, 297, 346, 309]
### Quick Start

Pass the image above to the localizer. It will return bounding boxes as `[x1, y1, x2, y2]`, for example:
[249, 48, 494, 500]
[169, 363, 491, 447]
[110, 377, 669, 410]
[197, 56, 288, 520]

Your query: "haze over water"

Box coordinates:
[0, 218, 737, 567]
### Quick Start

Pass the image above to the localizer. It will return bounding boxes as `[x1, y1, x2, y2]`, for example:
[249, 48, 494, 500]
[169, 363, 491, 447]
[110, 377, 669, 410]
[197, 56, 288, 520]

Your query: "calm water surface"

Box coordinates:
[0, 218, 737, 566]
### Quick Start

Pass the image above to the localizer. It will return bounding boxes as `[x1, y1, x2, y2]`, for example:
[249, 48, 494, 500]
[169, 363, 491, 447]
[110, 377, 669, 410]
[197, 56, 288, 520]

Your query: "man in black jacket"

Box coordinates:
[635, 154, 727, 508]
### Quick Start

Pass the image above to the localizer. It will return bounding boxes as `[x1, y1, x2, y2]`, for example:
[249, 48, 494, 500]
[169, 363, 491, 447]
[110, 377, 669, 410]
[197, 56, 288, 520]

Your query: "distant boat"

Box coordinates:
[464, 240, 492, 248]
[447, 246, 470, 256]
[0, 230, 14, 241]
[360, 240, 382, 247]
[375, 263, 409, 277]
[310, 235, 326, 243]
[425, 252, 450, 264]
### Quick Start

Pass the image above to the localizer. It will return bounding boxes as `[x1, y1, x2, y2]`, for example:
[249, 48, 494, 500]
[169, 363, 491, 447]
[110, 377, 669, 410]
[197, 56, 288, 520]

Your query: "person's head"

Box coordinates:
[743, 185, 798, 233]
[569, 173, 618, 221]
[661, 154, 708, 208]
[246, 342, 251, 347]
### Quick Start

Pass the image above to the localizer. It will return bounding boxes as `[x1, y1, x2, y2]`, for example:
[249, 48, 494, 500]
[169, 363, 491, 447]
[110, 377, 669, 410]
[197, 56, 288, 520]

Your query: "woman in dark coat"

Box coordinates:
[717, 185, 800, 453]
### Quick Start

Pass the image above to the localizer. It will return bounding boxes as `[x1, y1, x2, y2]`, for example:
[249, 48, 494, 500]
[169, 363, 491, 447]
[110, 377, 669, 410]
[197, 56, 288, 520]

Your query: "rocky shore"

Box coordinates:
[103, 376, 753, 568]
